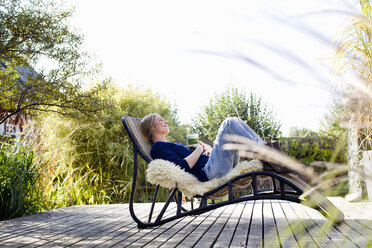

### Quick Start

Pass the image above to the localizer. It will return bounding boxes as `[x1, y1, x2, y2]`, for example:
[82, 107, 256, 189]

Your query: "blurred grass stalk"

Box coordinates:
[222, 0, 372, 199]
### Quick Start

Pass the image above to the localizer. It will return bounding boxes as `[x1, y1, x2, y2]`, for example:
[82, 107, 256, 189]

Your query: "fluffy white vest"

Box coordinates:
[146, 159, 262, 198]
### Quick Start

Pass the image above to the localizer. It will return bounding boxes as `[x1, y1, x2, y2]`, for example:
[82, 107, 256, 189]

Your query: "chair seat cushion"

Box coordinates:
[146, 159, 263, 198]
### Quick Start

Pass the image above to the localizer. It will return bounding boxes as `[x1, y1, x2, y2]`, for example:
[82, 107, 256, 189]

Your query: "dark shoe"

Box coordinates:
[266, 141, 283, 152]
[264, 141, 291, 173]
[262, 161, 276, 172]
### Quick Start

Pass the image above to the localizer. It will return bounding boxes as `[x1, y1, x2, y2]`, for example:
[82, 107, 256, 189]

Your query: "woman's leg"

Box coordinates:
[203, 117, 266, 180]
[232, 118, 266, 144]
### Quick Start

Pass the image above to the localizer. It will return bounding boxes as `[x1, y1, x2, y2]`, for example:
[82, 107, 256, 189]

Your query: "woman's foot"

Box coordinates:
[263, 141, 291, 173]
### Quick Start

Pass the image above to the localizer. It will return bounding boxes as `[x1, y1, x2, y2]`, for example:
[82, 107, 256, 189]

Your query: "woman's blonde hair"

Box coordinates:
[140, 113, 159, 144]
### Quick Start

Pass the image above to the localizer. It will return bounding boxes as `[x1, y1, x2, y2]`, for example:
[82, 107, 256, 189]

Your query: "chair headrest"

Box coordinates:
[122, 116, 152, 162]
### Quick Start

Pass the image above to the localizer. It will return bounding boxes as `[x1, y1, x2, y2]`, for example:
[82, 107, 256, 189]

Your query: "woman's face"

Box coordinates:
[152, 115, 170, 136]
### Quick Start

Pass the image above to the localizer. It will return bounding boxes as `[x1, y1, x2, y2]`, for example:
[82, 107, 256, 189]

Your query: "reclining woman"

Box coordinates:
[140, 113, 279, 182]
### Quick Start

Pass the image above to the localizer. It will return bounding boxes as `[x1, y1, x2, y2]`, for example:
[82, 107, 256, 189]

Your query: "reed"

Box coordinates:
[19, 85, 181, 209]
[334, 0, 371, 136]
[0, 141, 43, 220]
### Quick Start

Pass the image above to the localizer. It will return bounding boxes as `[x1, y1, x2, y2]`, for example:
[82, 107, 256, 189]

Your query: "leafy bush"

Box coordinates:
[282, 135, 347, 165]
[281, 130, 348, 196]
[0, 142, 43, 220]
[191, 87, 281, 144]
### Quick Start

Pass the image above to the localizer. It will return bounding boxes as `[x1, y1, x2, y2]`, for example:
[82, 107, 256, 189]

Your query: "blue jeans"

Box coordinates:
[203, 117, 266, 180]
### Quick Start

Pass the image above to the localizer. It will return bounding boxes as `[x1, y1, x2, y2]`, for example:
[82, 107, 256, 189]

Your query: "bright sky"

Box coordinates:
[66, 0, 356, 135]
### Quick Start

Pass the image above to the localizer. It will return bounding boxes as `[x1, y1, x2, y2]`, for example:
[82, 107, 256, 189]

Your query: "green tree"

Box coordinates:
[0, 0, 107, 124]
[288, 127, 316, 137]
[191, 87, 281, 143]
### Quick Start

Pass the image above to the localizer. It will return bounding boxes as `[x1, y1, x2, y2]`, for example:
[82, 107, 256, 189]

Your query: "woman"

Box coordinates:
[140, 113, 268, 182]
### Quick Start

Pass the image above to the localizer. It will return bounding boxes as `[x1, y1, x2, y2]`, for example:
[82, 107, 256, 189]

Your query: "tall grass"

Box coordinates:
[20, 84, 183, 209]
[334, 0, 371, 138]
[24, 110, 135, 208]
[331, 0, 372, 200]
[0, 141, 43, 220]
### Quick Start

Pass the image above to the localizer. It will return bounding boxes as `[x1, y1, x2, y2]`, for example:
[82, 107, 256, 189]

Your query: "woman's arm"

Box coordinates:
[184, 143, 204, 169]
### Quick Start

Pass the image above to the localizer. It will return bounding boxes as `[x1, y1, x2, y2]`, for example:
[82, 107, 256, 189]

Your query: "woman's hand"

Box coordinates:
[185, 141, 212, 168]
[198, 141, 212, 157]
[188, 141, 212, 157]
[187, 142, 203, 152]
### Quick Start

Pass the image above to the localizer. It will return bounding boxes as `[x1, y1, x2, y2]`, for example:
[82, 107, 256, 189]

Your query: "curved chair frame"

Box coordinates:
[122, 116, 344, 229]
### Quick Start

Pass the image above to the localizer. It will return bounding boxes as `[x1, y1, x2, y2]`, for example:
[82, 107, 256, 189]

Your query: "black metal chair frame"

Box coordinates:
[122, 116, 344, 229]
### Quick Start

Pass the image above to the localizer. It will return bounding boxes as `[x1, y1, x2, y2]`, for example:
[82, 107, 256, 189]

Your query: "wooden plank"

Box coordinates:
[0, 205, 118, 247]
[281, 175, 344, 224]
[0, 212, 58, 235]
[287, 202, 337, 248]
[33, 205, 126, 247]
[263, 200, 280, 248]
[143, 216, 199, 248]
[89, 203, 162, 247]
[140, 211, 199, 247]
[354, 219, 372, 246]
[90, 220, 142, 247]
[192, 204, 238, 247]
[176, 205, 228, 247]
[356, 219, 372, 230]
[112, 205, 188, 247]
[158, 204, 221, 248]
[93, 203, 178, 247]
[344, 219, 372, 241]
[229, 201, 254, 248]
[20, 203, 167, 248]
[279, 201, 316, 247]
[302, 203, 367, 248]
[0, 205, 105, 241]
[271, 200, 300, 248]
[212, 202, 246, 248]
[44, 205, 131, 247]
[119, 215, 187, 248]
[70, 220, 132, 248]
[332, 220, 369, 247]
[295, 203, 355, 248]
[0, 205, 81, 232]
[246, 200, 263, 248]
[1, 236, 41, 247]
[345, 220, 372, 247]
[316, 201, 371, 247]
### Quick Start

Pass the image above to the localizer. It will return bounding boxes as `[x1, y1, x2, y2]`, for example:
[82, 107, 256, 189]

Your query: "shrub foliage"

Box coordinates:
[191, 87, 281, 144]
[0, 142, 42, 220]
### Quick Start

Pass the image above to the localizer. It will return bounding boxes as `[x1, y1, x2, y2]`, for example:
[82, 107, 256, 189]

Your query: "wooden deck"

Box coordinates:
[1, 197, 372, 247]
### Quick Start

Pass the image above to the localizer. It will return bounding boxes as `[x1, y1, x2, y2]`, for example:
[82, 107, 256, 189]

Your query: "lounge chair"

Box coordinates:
[122, 116, 344, 229]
